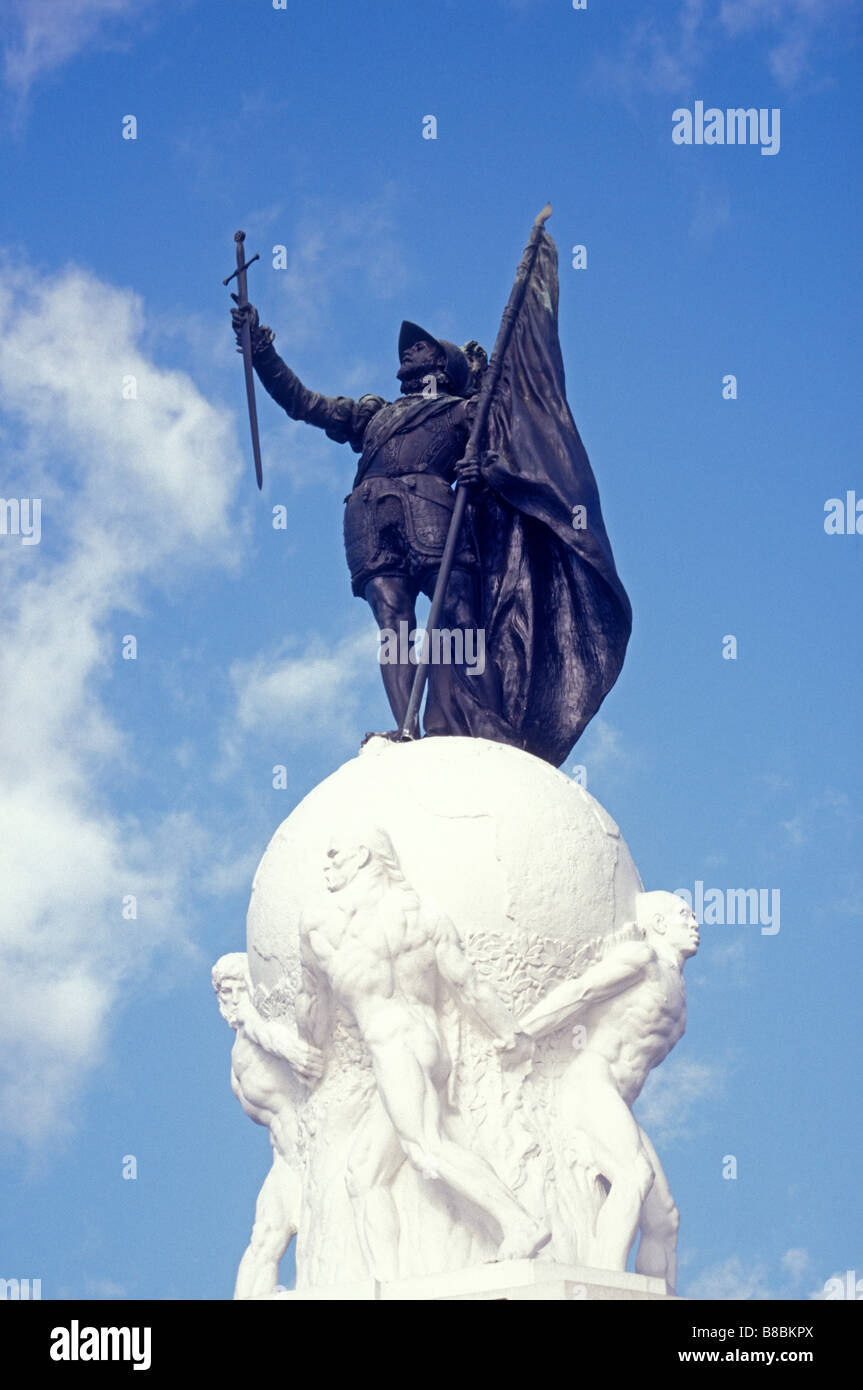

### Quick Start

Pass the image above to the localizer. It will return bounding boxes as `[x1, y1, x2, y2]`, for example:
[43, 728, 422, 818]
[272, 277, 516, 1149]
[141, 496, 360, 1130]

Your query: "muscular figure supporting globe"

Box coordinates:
[296, 823, 550, 1280]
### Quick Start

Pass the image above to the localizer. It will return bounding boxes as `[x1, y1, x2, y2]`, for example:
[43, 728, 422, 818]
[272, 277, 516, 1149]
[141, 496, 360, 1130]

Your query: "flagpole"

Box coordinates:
[399, 204, 553, 740]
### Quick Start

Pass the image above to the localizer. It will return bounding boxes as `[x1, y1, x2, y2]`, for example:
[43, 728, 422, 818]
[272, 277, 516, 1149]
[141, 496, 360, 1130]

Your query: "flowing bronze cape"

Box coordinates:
[443, 229, 632, 768]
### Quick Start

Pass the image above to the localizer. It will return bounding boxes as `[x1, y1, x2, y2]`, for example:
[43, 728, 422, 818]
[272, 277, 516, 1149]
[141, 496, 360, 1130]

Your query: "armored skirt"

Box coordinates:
[343, 472, 478, 599]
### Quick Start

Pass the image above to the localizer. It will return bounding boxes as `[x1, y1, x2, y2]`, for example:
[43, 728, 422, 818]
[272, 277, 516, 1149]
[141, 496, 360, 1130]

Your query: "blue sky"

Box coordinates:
[0, 0, 860, 1301]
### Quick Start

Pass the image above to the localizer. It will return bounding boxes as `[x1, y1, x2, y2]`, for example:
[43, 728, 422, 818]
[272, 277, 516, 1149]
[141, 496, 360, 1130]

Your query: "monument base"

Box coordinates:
[267, 1260, 680, 1301]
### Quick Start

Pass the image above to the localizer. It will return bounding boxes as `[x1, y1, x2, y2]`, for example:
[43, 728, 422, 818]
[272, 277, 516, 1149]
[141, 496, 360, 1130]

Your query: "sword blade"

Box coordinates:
[240, 317, 263, 490]
[229, 231, 264, 491]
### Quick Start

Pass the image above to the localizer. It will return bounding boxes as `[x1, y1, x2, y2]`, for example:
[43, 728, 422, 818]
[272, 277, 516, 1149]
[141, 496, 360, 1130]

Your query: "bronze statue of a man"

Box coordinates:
[232, 304, 499, 738]
[231, 223, 632, 768]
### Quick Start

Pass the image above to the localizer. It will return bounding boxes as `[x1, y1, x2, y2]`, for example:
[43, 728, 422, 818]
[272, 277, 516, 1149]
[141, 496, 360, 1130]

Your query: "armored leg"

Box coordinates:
[364, 574, 418, 729]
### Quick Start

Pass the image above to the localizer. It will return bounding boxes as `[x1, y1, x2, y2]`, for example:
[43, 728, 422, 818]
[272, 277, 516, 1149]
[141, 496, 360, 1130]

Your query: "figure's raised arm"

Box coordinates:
[237, 999, 324, 1081]
[230, 300, 384, 452]
[516, 939, 652, 1042]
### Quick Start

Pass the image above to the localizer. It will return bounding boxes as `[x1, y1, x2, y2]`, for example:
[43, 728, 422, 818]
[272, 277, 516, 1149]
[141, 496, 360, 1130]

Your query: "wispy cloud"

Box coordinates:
[226, 626, 381, 760]
[719, 0, 857, 90]
[250, 197, 410, 355]
[567, 715, 645, 801]
[58, 1276, 130, 1300]
[810, 1265, 862, 1300]
[705, 938, 750, 982]
[779, 788, 851, 848]
[0, 0, 149, 105]
[0, 256, 241, 1145]
[591, 0, 709, 100]
[591, 0, 857, 101]
[635, 1055, 721, 1143]
[781, 1247, 810, 1281]
[726, 778, 861, 929]
[578, 716, 627, 773]
[685, 1253, 775, 1299]
[685, 1247, 811, 1299]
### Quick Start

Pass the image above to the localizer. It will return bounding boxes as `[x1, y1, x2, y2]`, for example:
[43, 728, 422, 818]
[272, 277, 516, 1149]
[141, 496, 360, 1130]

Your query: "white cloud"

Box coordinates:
[227, 627, 380, 757]
[591, 0, 708, 99]
[81, 1277, 129, 1299]
[579, 716, 626, 772]
[592, 0, 856, 100]
[719, 0, 857, 88]
[0, 257, 241, 1145]
[779, 788, 852, 847]
[781, 1247, 810, 1281]
[568, 716, 645, 797]
[261, 199, 409, 354]
[810, 1267, 862, 1300]
[0, 0, 146, 102]
[701, 852, 728, 870]
[685, 1247, 813, 1299]
[635, 1056, 720, 1143]
[706, 938, 748, 975]
[57, 1276, 129, 1299]
[685, 1253, 775, 1299]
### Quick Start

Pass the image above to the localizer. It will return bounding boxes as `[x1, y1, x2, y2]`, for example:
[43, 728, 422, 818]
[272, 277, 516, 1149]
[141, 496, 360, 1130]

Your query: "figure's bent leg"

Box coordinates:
[345, 1097, 406, 1282]
[590, 1148, 654, 1272]
[364, 575, 418, 731]
[234, 1156, 300, 1300]
[370, 1030, 549, 1259]
[562, 1059, 654, 1273]
[635, 1127, 679, 1290]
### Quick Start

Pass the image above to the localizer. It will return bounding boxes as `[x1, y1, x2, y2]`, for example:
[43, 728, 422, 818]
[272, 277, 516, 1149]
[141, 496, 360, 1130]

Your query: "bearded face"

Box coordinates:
[396, 339, 447, 395]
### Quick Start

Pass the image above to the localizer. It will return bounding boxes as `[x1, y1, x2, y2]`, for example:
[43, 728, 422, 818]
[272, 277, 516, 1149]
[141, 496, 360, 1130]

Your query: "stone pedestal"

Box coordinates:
[269, 1261, 680, 1301]
[215, 735, 699, 1300]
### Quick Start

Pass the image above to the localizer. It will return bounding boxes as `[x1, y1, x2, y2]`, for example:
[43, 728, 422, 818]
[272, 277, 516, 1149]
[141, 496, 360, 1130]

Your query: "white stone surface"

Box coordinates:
[212, 953, 323, 1299]
[247, 735, 643, 997]
[265, 1260, 678, 1302]
[515, 890, 699, 1288]
[224, 736, 696, 1296]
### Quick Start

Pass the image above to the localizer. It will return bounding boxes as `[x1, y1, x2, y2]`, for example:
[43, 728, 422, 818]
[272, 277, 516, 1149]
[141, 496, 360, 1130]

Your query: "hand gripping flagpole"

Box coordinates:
[399, 204, 553, 741]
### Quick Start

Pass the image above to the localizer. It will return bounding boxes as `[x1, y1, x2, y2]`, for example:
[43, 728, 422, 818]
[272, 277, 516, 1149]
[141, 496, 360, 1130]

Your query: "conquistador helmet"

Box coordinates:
[397, 320, 471, 397]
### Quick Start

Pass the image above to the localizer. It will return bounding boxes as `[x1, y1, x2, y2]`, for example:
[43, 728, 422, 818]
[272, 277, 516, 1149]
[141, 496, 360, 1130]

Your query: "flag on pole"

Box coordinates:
[451, 228, 632, 767]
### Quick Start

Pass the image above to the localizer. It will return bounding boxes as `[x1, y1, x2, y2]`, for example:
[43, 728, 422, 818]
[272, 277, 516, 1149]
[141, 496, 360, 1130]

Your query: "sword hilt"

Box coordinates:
[222, 229, 260, 288]
[222, 253, 259, 287]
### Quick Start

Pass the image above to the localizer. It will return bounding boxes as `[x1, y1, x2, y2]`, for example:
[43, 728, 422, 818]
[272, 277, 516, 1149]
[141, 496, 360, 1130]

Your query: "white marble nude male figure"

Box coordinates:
[296, 824, 550, 1281]
[212, 953, 324, 1298]
[515, 891, 700, 1288]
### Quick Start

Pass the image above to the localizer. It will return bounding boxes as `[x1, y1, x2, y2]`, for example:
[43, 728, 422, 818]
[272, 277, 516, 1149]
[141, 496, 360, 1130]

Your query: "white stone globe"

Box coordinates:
[247, 736, 643, 994]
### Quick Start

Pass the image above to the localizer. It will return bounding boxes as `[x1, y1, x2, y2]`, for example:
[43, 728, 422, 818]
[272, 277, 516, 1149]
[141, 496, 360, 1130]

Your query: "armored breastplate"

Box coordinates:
[355, 395, 466, 486]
